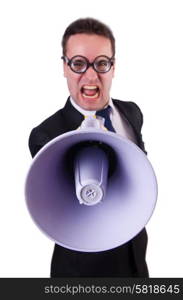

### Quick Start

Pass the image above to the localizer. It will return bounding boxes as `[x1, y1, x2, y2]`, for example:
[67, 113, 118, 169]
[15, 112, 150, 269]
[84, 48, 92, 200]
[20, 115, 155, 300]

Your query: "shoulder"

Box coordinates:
[28, 108, 65, 157]
[112, 98, 143, 118]
[32, 108, 66, 135]
[28, 98, 84, 157]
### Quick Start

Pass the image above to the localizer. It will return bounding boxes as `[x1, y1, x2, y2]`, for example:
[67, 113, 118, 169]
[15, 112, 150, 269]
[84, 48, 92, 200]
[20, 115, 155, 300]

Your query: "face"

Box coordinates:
[63, 34, 115, 111]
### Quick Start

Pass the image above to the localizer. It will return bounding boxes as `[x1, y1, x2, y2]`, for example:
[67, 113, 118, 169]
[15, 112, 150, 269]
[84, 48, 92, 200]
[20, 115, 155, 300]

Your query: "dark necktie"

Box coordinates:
[96, 106, 116, 132]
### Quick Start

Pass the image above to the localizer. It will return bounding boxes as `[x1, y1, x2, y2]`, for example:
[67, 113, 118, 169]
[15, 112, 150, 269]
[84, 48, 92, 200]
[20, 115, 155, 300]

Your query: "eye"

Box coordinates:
[71, 59, 86, 71]
[98, 60, 108, 66]
[95, 59, 110, 72]
[73, 60, 85, 67]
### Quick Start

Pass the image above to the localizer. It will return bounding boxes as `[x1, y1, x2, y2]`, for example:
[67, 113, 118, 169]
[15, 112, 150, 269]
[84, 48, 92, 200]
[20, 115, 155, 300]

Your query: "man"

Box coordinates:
[29, 18, 148, 277]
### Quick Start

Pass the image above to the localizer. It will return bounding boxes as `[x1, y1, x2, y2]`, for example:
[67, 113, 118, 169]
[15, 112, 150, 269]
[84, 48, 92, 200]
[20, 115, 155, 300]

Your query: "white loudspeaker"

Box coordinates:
[25, 116, 157, 252]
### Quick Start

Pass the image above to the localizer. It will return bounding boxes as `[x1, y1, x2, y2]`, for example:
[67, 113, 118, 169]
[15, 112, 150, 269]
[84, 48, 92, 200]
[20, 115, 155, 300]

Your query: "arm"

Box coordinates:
[28, 127, 50, 158]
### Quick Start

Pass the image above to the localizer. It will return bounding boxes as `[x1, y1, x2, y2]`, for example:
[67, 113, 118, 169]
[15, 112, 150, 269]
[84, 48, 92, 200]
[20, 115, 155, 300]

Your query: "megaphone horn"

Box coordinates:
[25, 116, 157, 252]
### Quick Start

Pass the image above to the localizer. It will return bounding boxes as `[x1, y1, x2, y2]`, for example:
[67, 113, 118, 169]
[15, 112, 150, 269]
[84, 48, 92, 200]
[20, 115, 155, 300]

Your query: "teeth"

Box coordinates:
[83, 85, 98, 90]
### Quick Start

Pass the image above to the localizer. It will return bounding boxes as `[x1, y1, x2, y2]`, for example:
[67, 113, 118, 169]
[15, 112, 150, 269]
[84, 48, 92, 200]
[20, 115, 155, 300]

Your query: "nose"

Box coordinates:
[83, 65, 99, 81]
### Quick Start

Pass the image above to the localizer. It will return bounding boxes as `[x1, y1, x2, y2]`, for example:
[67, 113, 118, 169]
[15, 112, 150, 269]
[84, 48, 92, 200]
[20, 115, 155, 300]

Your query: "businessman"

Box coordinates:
[29, 17, 149, 277]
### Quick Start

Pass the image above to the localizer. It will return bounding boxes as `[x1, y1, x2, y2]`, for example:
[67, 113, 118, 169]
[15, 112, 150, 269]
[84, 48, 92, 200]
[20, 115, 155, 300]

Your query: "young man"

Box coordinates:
[29, 18, 148, 277]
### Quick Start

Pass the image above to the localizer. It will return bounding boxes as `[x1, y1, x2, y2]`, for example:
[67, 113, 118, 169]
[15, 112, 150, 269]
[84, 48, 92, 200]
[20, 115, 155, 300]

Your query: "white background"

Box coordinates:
[0, 0, 183, 277]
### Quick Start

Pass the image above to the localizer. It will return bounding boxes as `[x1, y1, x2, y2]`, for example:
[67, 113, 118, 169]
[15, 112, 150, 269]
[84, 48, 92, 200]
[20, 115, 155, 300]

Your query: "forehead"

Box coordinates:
[66, 34, 113, 59]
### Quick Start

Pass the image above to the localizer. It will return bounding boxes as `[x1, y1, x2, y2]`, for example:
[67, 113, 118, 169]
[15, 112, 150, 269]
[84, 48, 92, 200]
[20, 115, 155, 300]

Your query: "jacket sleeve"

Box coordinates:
[128, 101, 147, 155]
[137, 108, 147, 155]
[28, 127, 50, 158]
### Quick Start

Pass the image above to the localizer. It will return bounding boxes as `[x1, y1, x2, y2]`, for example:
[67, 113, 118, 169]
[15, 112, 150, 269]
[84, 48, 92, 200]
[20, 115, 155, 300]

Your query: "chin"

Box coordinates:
[79, 97, 101, 111]
[84, 103, 103, 111]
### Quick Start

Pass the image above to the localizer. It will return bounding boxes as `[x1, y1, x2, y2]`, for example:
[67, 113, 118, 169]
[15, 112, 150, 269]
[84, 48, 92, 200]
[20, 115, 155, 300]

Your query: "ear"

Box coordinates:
[63, 61, 67, 78]
[112, 61, 115, 78]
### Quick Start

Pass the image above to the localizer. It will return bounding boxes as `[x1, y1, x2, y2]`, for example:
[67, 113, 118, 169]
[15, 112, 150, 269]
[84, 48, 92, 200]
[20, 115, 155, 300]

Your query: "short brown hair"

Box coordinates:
[62, 18, 115, 56]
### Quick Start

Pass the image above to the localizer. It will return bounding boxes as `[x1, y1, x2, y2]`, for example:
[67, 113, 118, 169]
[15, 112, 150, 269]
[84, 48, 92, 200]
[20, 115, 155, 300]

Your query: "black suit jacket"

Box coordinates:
[29, 98, 149, 277]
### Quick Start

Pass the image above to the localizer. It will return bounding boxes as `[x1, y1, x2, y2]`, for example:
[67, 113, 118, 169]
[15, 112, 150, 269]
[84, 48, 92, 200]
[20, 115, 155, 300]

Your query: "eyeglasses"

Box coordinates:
[61, 55, 115, 74]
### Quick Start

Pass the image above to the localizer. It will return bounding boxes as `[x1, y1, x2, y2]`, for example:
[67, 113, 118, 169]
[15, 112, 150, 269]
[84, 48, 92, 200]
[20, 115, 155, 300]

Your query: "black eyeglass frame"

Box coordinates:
[61, 55, 115, 74]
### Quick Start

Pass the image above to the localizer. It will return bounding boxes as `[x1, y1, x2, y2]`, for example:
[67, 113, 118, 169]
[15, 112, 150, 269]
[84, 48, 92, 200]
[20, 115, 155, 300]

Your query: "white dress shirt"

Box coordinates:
[70, 97, 136, 143]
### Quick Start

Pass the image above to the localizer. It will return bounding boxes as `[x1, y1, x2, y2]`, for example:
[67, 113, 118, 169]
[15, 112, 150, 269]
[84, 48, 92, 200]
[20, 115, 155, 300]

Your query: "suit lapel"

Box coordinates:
[112, 99, 146, 153]
[62, 97, 84, 131]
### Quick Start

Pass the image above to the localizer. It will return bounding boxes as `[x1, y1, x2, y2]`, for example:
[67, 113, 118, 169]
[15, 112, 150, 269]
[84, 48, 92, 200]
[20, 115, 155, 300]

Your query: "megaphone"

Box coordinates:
[25, 116, 157, 252]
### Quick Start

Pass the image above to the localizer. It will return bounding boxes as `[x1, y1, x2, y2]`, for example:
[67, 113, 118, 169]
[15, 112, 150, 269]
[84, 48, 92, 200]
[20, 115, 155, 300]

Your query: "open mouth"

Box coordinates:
[81, 85, 100, 99]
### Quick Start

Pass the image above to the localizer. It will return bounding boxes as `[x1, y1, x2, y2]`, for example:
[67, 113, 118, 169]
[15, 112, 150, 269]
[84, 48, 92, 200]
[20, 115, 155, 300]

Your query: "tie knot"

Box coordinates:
[96, 106, 111, 118]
